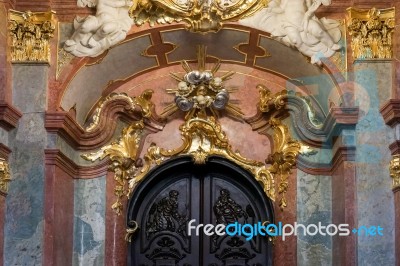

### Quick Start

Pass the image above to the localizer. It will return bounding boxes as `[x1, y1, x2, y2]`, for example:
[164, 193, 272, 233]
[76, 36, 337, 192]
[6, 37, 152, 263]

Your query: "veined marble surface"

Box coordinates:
[73, 176, 106, 266]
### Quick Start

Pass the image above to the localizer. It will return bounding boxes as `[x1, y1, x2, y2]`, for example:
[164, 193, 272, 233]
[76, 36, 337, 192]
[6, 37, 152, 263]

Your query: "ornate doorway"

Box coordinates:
[127, 156, 274, 266]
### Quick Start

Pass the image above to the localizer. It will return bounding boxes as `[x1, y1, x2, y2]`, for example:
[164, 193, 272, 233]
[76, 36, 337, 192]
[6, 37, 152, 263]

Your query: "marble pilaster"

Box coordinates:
[73, 176, 106, 266]
[4, 65, 48, 265]
[354, 63, 395, 265]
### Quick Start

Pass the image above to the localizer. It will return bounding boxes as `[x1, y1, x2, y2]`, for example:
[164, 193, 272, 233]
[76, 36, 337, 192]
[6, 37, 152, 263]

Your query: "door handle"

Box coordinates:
[262, 221, 276, 244]
[125, 220, 139, 242]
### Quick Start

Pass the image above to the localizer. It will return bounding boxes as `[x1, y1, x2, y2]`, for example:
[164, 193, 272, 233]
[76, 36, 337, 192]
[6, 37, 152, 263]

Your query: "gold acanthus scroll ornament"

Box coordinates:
[129, 0, 268, 32]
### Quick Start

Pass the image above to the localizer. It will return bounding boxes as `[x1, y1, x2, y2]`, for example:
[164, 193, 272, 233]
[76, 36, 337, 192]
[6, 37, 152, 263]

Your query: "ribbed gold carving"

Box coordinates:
[347, 7, 395, 59]
[8, 10, 56, 63]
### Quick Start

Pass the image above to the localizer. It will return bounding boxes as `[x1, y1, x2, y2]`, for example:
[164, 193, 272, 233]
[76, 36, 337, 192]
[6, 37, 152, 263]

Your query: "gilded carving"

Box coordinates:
[56, 48, 74, 79]
[0, 158, 11, 195]
[82, 47, 305, 214]
[347, 7, 395, 59]
[161, 45, 243, 120]
[266, 118, 301, 210]
[8, 10, 56, 63]
[133, 114, 277, 202]
[129, 0, 268, 33]
[390, 155, 400, 190]
[82, 121, 145, 215]
[257, 84, 312, 209]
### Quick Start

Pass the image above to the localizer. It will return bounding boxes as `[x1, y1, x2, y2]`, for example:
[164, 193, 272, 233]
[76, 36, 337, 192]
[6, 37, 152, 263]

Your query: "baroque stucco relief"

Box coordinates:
[240, 0, 342, 65]
[64, 0, 341, 64]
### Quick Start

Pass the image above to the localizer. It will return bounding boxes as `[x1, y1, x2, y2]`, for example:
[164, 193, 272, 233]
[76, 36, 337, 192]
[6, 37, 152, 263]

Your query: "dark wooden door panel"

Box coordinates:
[128, 157, 273, 266]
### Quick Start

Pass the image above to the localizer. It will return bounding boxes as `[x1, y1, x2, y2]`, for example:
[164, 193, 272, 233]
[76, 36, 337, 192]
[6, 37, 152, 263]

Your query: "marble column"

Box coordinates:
[4, 65, 48, 265]
[297, 170, 332, 266]
[353, 62, 395, 265]
[73, 176, 106, 266]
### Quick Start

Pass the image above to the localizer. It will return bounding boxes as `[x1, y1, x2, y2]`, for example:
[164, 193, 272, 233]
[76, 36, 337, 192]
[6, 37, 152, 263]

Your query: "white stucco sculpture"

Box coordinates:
[240, 0, 341, 64]
[64, 0, 133, 57]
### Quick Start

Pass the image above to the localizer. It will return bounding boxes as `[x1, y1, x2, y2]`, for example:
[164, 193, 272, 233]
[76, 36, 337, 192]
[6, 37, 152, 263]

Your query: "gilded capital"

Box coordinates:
[8, 10, 56, 63]
[347, 7, 395, 60]
[0, 158, 11, 195]
[390, 154, 400, 190]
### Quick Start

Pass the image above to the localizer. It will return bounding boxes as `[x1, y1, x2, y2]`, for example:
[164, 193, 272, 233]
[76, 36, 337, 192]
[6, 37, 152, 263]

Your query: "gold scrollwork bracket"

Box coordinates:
[82, 90, 157, 215]
[82, 121, 145, 215]
[8, 10, 57, 63]
[256, 84, 312, 210]
[347, 7, 395, 60]
[390, 154, 400, 191]
[86, 89, 156, 132]
[0, 158, 11, 196]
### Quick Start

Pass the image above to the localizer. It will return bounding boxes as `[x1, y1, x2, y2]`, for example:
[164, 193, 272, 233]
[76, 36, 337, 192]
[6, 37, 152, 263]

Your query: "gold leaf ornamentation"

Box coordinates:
[0, 158, 11, 195]
[82, 121, 145, 215]
[390, 155, 400, 190]
[347, 7, 395, 59]
[8, 10, 56, 63]
[86, 89, 154, 132]
[129, 0, 268, 33]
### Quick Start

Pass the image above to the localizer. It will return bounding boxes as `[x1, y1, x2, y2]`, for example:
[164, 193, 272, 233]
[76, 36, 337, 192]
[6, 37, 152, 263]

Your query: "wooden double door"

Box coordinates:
[127, 156, 274, 266]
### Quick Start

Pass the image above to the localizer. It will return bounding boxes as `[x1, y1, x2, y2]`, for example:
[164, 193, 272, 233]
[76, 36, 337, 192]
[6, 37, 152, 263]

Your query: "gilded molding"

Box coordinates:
[347, 7, 395, 60]
[8, 10, 56, 63]
[390, 155, 400, 191]
[86, 89, 155, 132]
[129, 0, 268, 33]
[0, 158, 11, 195]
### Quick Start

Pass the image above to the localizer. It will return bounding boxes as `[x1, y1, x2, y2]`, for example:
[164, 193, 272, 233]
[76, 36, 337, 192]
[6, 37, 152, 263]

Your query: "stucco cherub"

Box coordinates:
[240, 0, 341, 65]
[64, 0, 133, 57]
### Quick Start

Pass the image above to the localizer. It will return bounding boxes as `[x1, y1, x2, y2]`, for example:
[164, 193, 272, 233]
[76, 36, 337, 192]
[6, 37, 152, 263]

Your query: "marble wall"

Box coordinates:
[297, 170, 332, 266]
[353, 63, 395, 265]
[4, 65, 48, 266]
[73, 176, 106, 266]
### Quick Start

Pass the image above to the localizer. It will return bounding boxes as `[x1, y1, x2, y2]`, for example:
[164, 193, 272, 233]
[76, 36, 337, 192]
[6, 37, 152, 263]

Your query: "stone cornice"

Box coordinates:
[45, 149, 109, 178]
[389, 141, 400, 155]
[297, 146, 356, 175]
[0, 103, 22, 130]
[0, 143, 11, 160]
[380, 99, 400, 127]
[45, 108, 164, 151]
[247, 97, 359, 147]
